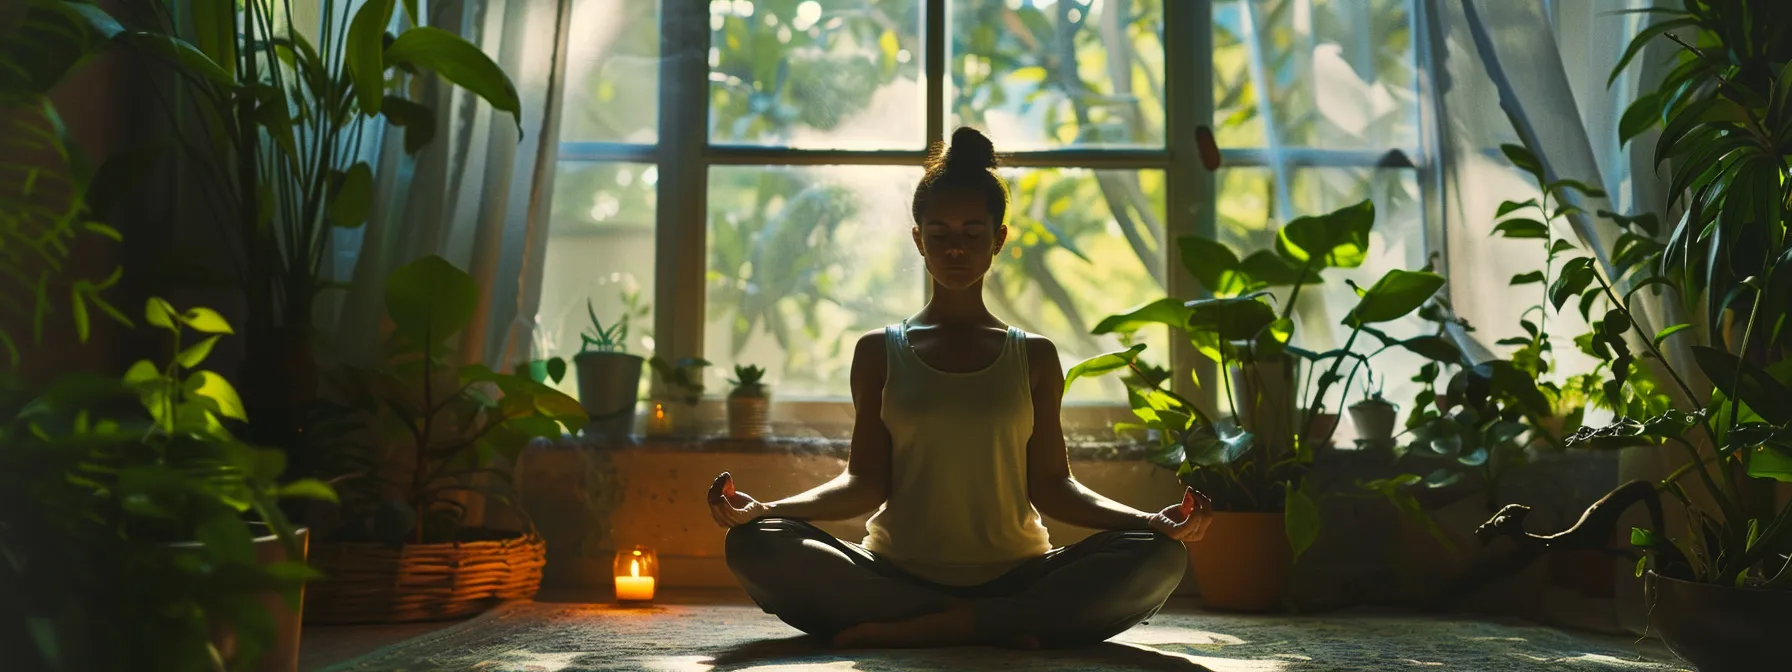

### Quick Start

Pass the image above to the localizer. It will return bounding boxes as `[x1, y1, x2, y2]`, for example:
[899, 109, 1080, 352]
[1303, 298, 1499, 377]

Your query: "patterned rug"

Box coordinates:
[317, 600, 1689, 672]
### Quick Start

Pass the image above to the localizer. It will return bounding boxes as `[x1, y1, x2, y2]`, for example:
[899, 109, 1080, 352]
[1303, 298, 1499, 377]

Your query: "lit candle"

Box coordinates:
[615, 557, 655, 602]
[647, 402, 673, 436]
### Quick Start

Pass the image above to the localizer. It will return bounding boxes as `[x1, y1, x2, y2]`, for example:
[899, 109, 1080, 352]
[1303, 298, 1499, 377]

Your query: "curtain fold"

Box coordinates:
[326, 0, 575, 372]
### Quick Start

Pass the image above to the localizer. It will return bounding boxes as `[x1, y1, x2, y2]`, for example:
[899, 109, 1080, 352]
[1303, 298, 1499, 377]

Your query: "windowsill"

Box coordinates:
[537, 432, 1167, 462]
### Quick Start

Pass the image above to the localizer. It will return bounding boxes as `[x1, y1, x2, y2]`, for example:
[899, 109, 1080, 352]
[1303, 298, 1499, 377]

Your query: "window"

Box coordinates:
[542, 0, 1433, 419]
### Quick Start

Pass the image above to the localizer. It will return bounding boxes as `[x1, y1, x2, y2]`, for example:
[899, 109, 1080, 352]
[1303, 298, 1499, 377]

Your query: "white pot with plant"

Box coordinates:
[727, 365, 771, 440]
[1349, 374, 1400, 446]
[573, 296, 646, 442]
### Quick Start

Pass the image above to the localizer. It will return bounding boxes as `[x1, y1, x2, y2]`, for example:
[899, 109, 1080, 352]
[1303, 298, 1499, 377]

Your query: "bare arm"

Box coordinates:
[1023, 336, 1157, 531]
[760, 331, 892, 521]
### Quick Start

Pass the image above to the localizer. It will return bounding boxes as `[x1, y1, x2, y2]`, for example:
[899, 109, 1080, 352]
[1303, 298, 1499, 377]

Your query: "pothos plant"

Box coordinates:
[323, 256, 585, 545]
[0, 298, 334, 671]
[1068, 200, 1453, 560]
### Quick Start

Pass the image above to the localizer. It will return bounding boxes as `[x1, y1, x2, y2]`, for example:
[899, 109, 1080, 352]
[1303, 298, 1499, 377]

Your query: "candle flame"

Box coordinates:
[630, 558, 640, 577]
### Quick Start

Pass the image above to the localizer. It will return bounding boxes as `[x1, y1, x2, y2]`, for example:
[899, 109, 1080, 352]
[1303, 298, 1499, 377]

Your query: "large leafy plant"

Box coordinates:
[1539, 0, 1792, 588]
[1068, 200, 1451, 560]
[0, 298, 333, 671]
[4, 0, 523, 461]
[324, 256, 584, 546]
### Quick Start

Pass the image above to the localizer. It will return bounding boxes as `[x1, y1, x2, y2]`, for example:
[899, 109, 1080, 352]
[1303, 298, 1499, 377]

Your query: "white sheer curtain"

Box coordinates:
[325, 0, 575, 372]
[1431, 0, 1693, 633]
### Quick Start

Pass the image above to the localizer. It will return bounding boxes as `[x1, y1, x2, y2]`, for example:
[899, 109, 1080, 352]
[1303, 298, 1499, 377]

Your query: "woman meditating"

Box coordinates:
[707, 127, 1213, 650]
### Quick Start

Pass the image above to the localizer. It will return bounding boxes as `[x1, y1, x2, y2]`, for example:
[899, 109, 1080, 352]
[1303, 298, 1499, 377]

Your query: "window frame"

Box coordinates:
[552, 0, 1440, 424]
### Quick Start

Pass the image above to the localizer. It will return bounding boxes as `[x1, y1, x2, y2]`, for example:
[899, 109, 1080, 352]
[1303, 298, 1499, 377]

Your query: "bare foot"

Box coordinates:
[829, 600, 981, 649]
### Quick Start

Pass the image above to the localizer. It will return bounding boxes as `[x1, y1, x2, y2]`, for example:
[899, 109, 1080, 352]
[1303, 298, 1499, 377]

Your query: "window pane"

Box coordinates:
[1212, 0, 1418, 151]
[1216, 167, 1426, 416]
[537, 162, 660, 401]
[706, 165, 924, 399]
[708, 0, 924, 150]
[990, 168, 1168, 403]
[951, 0, 1166, 150]
[562, 0, 661, 143]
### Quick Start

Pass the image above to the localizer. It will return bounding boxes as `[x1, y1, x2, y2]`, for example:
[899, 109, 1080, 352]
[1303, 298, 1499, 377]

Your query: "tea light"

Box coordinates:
[614, 546, 658, 603]
[646, 402, 673, 436]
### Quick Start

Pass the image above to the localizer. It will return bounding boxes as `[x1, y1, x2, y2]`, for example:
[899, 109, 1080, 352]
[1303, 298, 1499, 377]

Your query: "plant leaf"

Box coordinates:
[385, 255, 479, 347]
[186, 370, 247, 421]
[385, 26, 524, 132]
[380, 96, 436, 154]
[1500, 143, 1543, 177]
[176, 335, 222, 369]
[181, 307, 233, 334]
[330, 162, 374, 228]
[347, 0, 396, 114]
[1345, 270, 1446, 326]
[1285, 485, 1321, 561]
[1063, 344, 1147, 394]
[277, 478, 339, 503]
[1653, 323, 1692, 348]
[1493, 219, 1549, 239]
[1510, 271, 1546, 286]
[1496, 199, 1537, 218]
[1275, 199, 1374, 269]
[1092, 299, 1191, 336]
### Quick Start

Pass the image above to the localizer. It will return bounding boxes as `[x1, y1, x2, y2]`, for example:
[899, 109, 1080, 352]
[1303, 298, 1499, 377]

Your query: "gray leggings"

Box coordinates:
[724, 518, 1188, 648]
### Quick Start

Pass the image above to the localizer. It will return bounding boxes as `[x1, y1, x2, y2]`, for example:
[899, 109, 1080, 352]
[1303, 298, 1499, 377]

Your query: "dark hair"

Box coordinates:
[911, 127, 1009, 227]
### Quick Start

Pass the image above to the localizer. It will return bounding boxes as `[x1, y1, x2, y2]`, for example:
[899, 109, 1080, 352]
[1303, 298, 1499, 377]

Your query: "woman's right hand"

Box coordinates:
[708, 472, 772, 528]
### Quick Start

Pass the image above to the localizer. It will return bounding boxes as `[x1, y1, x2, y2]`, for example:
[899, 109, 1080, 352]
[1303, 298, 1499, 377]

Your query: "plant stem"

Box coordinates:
[1301, 326, 1362, 442]
[1281, 263, 1314, 322]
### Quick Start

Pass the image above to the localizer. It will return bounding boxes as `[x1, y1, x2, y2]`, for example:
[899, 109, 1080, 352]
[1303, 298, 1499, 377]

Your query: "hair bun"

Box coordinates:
[942, 127, 997, 172]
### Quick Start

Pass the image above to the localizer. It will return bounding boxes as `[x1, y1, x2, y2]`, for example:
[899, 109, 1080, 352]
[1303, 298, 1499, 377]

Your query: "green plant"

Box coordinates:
[0, 3, 139, 366]
[581, 295, 641, 354]
[0, 298, 334, 671]
[1545, 0, 1792, 589]
[5, 0, 523, 459]
[650, 356, 711, 407]
[323, 256, 585, 545]
[729, 364, 767, 399]
[1068, 199, 1451, 560]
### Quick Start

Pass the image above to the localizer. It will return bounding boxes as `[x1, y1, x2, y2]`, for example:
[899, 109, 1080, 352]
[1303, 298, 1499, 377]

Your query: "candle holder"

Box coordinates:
[613, 545, 658, 604]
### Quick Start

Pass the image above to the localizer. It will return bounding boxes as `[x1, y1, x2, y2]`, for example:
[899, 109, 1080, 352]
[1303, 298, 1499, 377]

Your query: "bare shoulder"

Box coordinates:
[1022, 333, 1061, 380]
[850, 329, 889, 377]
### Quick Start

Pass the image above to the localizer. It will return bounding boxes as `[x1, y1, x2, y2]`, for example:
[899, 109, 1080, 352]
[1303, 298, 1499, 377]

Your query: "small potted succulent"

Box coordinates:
[727, 365, 771, 440]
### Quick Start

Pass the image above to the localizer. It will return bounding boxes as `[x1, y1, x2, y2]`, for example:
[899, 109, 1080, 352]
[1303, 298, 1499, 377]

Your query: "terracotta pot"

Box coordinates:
[1304, 411, 1339, 449]
[173, 525, 308, 672]
[1645, 571, 1787, 671]
[1187, 512, 1289, 612]
[727, 396, 770, 440]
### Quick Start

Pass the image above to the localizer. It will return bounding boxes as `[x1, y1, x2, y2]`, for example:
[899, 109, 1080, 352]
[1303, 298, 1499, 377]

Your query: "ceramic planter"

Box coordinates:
[1349, 398, 1399, 442]
[1644, 571, 1785, 671]
[1305, 410, 1340, 449]
[573, 352, 643, 441]
[727, 395, 770, 440]
[1186, 512, 1290, 612]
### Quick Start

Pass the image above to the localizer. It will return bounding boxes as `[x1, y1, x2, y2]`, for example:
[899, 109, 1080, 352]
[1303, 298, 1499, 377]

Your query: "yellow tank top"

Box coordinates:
[863, 321, 1053, 586]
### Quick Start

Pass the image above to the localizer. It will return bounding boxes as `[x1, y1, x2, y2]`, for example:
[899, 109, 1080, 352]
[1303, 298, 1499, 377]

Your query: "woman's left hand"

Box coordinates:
[1147, 487, 1214, 542]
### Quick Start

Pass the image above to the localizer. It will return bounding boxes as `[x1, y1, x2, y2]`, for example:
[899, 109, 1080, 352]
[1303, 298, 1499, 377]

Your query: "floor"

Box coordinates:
[299, 588, 1687, 672]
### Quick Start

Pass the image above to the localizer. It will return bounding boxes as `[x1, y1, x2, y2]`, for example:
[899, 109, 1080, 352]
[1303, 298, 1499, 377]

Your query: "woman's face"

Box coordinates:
[913, 187, 1005, 291]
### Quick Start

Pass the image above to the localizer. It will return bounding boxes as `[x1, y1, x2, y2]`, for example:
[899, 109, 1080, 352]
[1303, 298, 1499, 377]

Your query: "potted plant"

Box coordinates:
[0, 298, 332, 672]
[306, 256, 586, 624]
[727, 364, 772, 440]
[648, 356, 711, 438]
[575, 297, 647, 442]
[1484, 3, 1792, 668]
[1070, 199, 1452, 611]
[1348, 384, 1399, 447]
[13, 0, 523, 475]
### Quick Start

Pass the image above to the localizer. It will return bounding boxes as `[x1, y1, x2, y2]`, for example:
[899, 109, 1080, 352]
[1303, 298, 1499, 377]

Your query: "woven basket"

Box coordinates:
[303, 532, 546, 624]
